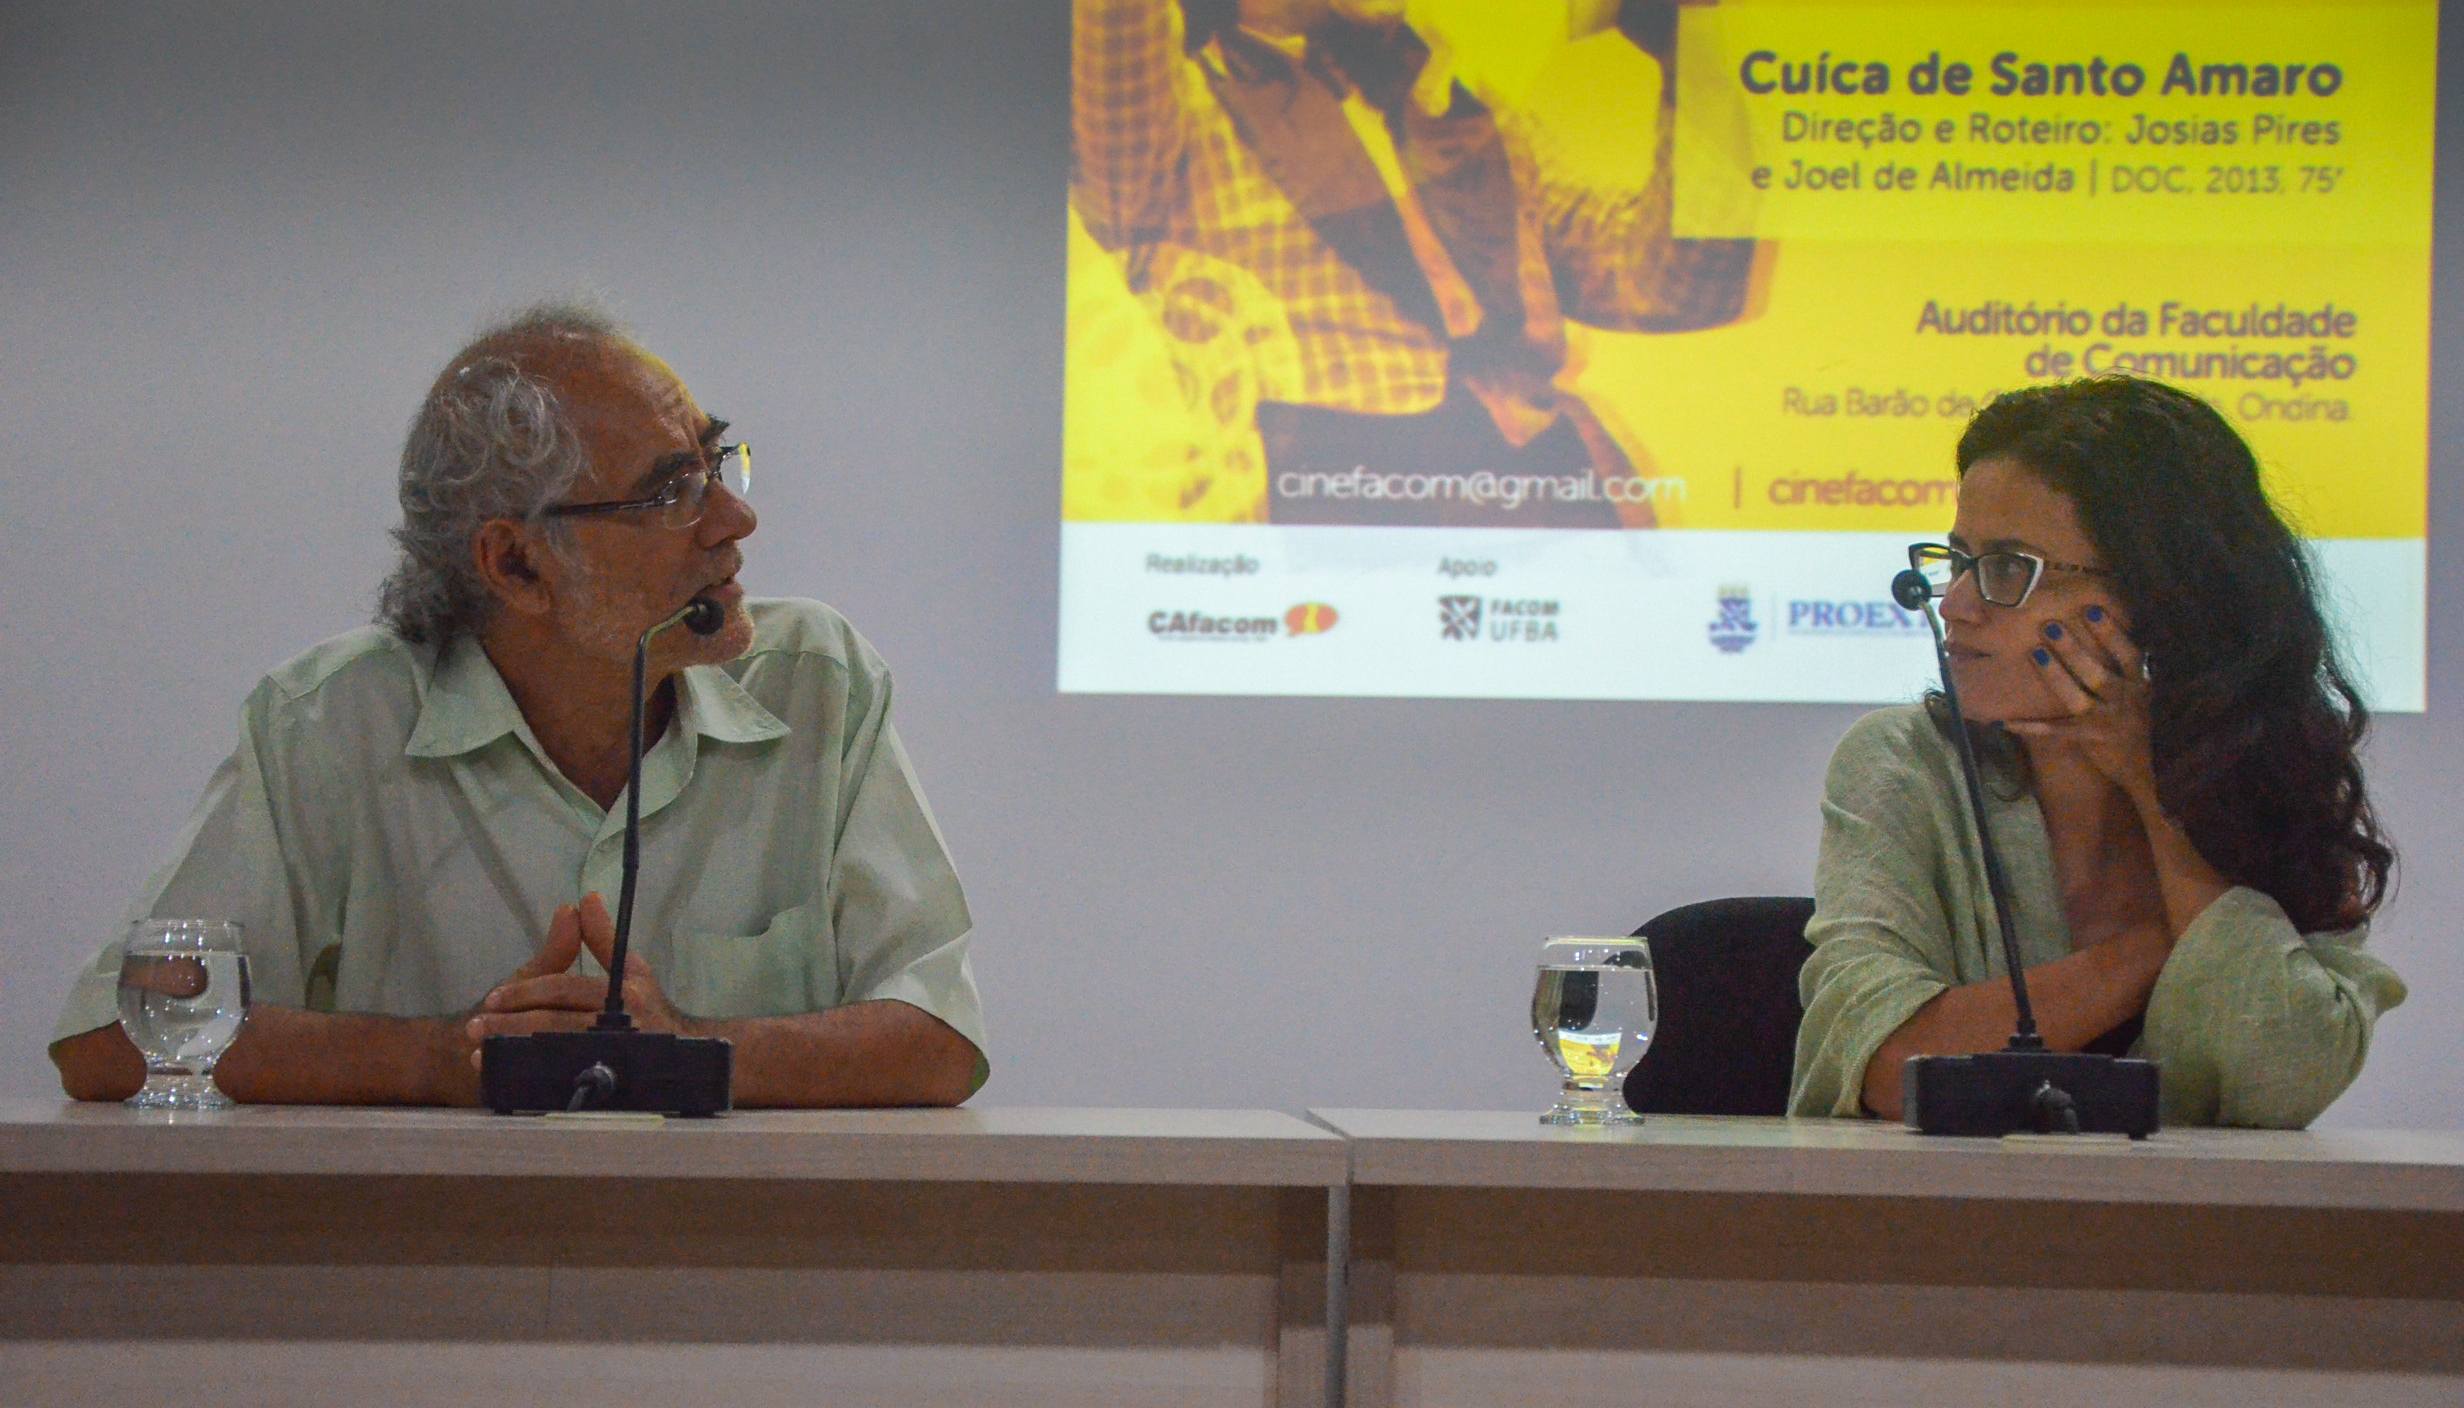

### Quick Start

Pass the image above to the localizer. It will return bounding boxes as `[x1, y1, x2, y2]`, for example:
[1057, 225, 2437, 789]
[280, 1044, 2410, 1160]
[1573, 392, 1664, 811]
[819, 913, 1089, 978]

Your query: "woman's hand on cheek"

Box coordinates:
[2002, 603, 2158, 803]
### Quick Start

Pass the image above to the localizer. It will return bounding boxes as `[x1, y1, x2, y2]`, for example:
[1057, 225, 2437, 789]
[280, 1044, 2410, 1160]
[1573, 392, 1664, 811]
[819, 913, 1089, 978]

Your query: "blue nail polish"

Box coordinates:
[2033, 647, 2052, 665]
[2042, 620, 2064, 640]
[2084, 605, 2106, 624]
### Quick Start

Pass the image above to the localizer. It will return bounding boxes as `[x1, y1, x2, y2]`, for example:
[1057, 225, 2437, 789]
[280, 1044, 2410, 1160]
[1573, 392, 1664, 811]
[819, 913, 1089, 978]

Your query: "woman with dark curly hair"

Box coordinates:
[1789, 375, 2405, 1128]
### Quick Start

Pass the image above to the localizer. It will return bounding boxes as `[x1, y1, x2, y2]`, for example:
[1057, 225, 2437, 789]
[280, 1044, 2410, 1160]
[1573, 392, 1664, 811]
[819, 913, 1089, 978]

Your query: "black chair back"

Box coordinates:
[1621, 896, 1815, 1117]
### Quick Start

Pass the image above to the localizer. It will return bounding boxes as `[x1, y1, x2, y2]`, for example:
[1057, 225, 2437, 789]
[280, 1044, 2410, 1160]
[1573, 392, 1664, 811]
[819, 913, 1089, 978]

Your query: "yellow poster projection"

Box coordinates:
[1059, 0, 2431, 706]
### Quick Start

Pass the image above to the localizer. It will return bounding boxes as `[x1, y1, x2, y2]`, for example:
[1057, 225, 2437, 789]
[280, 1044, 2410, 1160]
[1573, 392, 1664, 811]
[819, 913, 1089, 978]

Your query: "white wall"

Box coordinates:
[1, 1, 2455, 1126]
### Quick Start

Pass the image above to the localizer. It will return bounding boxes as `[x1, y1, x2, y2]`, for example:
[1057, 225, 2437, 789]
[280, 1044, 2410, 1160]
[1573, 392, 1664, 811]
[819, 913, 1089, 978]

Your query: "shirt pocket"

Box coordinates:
[664, 903, 837, 1019]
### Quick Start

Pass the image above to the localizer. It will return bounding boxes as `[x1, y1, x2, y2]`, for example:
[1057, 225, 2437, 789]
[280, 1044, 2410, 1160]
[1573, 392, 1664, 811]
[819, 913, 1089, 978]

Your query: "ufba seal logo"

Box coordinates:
[1284, 602, 1339, 635]
[1707, 585, 1759, 654]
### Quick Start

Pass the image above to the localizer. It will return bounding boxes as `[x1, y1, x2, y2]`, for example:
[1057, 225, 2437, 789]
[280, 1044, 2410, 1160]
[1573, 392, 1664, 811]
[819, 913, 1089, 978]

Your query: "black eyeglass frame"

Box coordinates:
[1907, 540, 2112, 609]
[543, 443, 751, 526]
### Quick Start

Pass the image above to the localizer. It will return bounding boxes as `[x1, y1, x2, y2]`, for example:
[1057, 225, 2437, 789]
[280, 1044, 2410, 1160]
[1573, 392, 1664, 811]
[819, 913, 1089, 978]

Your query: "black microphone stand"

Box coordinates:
[481, 599, 735, 1116]
[1891, 569, 2160, 1138]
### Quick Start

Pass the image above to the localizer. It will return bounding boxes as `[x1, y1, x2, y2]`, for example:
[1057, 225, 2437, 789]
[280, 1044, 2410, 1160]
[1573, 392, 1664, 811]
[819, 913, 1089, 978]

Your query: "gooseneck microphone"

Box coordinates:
[1891, 570, 2043, 1049]
[601, 596, 726, 1031]
[1889, 569, 2161, 1138]
[482, 596, 735, 1117]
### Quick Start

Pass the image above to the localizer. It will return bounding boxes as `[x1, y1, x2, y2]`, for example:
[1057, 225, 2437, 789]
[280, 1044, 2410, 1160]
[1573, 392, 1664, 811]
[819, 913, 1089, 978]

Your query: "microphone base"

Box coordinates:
[1903, 1049, 2161, 1138]
[482, 1030, 733, 1117]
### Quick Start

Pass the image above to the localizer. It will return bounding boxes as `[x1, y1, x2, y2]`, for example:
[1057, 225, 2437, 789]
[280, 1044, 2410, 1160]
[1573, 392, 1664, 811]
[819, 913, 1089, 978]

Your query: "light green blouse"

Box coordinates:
[1789, 705, 2404, 1128]
[53, 598, 987, 1086]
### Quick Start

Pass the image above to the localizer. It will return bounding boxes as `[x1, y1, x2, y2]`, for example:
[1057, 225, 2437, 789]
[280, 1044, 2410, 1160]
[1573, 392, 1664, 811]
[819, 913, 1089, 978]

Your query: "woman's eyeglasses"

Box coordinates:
[1907, 541, 2110, 609]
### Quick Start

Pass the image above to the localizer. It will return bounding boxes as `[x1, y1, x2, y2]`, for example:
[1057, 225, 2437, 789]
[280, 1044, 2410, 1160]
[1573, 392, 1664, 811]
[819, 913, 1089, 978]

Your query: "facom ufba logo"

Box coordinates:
[1438, 596, 1559, 643]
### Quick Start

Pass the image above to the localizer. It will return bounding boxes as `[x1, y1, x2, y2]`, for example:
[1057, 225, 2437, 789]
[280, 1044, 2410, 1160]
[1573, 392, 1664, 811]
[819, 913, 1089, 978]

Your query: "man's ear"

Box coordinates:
[470, 520, 558, 618]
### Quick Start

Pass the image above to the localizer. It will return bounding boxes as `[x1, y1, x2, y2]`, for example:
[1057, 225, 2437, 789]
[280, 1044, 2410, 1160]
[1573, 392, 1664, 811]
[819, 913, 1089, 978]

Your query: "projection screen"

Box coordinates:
[1058, 0, 2432, 707]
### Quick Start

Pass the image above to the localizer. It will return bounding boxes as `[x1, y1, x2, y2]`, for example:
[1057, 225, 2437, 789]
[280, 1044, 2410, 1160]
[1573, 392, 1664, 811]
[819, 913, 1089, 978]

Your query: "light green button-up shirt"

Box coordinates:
[54, 598, 987, 1082]
[1790, 704, 2403, 1129]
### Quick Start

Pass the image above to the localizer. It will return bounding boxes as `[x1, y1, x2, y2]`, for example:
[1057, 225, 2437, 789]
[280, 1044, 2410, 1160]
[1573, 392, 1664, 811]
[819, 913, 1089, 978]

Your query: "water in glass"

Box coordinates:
[117, 919, 250, 1110]
[1532, 936, 1655, 1125]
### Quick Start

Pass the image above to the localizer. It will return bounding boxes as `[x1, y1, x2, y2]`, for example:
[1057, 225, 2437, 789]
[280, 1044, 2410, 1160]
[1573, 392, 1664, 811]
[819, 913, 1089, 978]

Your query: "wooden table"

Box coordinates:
[13, 1102, 2460, 1407]
[1309, 1110, 2464, 1408]
[0, 1101, 1348, 1408]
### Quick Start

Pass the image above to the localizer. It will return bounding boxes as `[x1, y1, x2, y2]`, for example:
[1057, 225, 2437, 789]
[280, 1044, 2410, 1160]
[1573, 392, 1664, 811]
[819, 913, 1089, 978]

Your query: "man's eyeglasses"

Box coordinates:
[1907, 541, 2111, 609]
[544, 444, 751, 531]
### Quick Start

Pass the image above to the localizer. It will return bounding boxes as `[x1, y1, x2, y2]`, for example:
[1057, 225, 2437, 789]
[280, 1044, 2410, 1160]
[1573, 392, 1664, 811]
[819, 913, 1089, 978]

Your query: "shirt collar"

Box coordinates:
[674, 658, 791, 745]
[406, 636, 789, 759]
[405, 635, 528, 758]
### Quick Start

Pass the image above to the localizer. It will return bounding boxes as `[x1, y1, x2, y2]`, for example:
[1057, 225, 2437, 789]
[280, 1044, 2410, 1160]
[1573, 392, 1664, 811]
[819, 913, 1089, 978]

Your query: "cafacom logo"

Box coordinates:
[1708, 585, 1759, 654]
[1148, 604, 1340, 642]
[1285, 602, 1339, 635]
[1439, 595, 1560, 643]
[1149, 609, 1278, 643]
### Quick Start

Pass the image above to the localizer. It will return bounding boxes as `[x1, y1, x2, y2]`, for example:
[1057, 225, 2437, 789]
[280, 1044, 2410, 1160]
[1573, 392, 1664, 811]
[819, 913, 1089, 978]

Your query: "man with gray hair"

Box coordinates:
[50, 305, 987, 1106]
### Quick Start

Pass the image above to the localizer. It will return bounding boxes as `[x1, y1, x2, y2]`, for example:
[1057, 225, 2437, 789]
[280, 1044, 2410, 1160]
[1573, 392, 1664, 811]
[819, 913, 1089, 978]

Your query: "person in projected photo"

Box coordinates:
[48, 302, 986, 1107]
[1072, 0, 1757, 529]
[1790, 375, 2406, 1129]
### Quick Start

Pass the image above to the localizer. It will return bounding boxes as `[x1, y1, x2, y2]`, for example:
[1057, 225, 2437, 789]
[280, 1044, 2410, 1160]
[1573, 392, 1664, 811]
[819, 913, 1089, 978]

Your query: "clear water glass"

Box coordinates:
[117, 919, 251, 1111]
[1531, 935, 1656, 1126]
